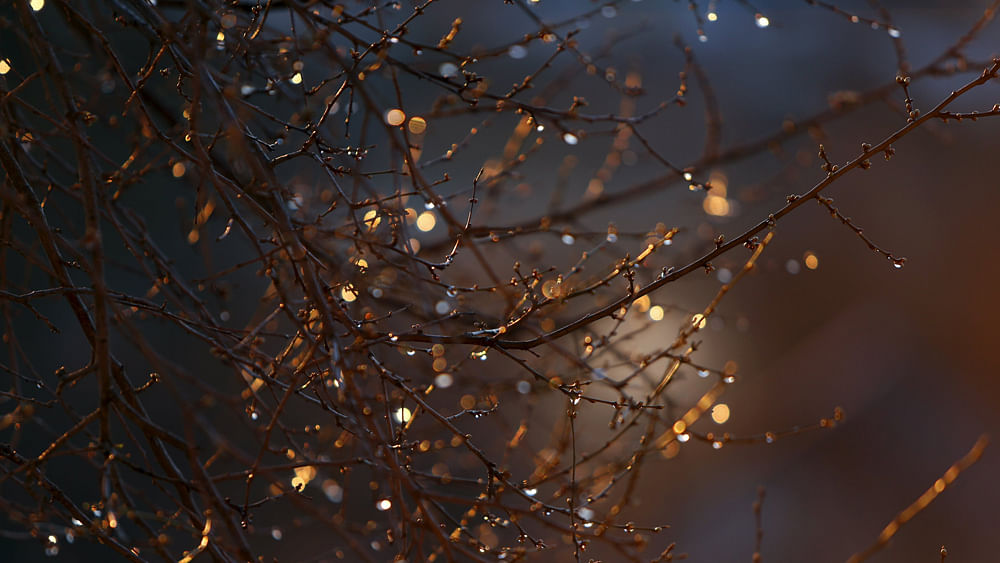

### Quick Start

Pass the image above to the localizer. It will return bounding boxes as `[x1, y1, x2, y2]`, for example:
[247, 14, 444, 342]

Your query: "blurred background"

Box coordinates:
[2, 0, 999, 561]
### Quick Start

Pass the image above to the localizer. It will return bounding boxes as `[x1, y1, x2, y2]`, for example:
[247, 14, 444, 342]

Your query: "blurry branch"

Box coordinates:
[846, 435, 990, 563]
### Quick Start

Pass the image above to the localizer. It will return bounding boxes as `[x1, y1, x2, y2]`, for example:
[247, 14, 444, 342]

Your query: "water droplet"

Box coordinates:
[606, 233, 618, 243]
[712, 440, 723, 449]
[892, 257, 906, 269]
[561, 234, 575, 245]
[765, 432, 776, 444]
[562, 132, 578, 145]
[683, 172, 693, 181]
[377, 498, 392, 511]
[250, 411, 259, 420]
[887, 27, 901, 38]
[517, 380, 531, 394]
[723, 375, 736, 384]
[699, 34, 709, 43]
[446, 286, 459, 297]
[677, 433, 690, 442]
[577, 507, 595, 520]
[271, 526, 283, 540]
[697, 369, 710, 378]
[755, 14, 770, 28]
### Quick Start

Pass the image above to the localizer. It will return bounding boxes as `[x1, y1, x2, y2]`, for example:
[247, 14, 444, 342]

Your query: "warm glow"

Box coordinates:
[385, 108, 406, 126]
[341, 286, 357, 302]
[290, 72, 303, 85]
[691, 313, 707, 330]
[703, 194, 730, 216]
[804, 251, 819, 269]
[0, 60, 11, 75]
[376, 499, 392, 511]
[293, 465, 317, 488]
[711, 403, 731, 424]
[755, 14, 770, 28]
[634, 295, 651, 313]
[416, 211, 436, 232]
[363, 209, 381, 229]
[708, 170, 728, 196]
[541, 280, 559, 299]
[672, 420, 687, 434]
[393, 407, 412, 423]
[649, 305, 664, 321]
[408, 116, 427, 134]
[707, 12, 718, 21]
[31, 0, 45, 11]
